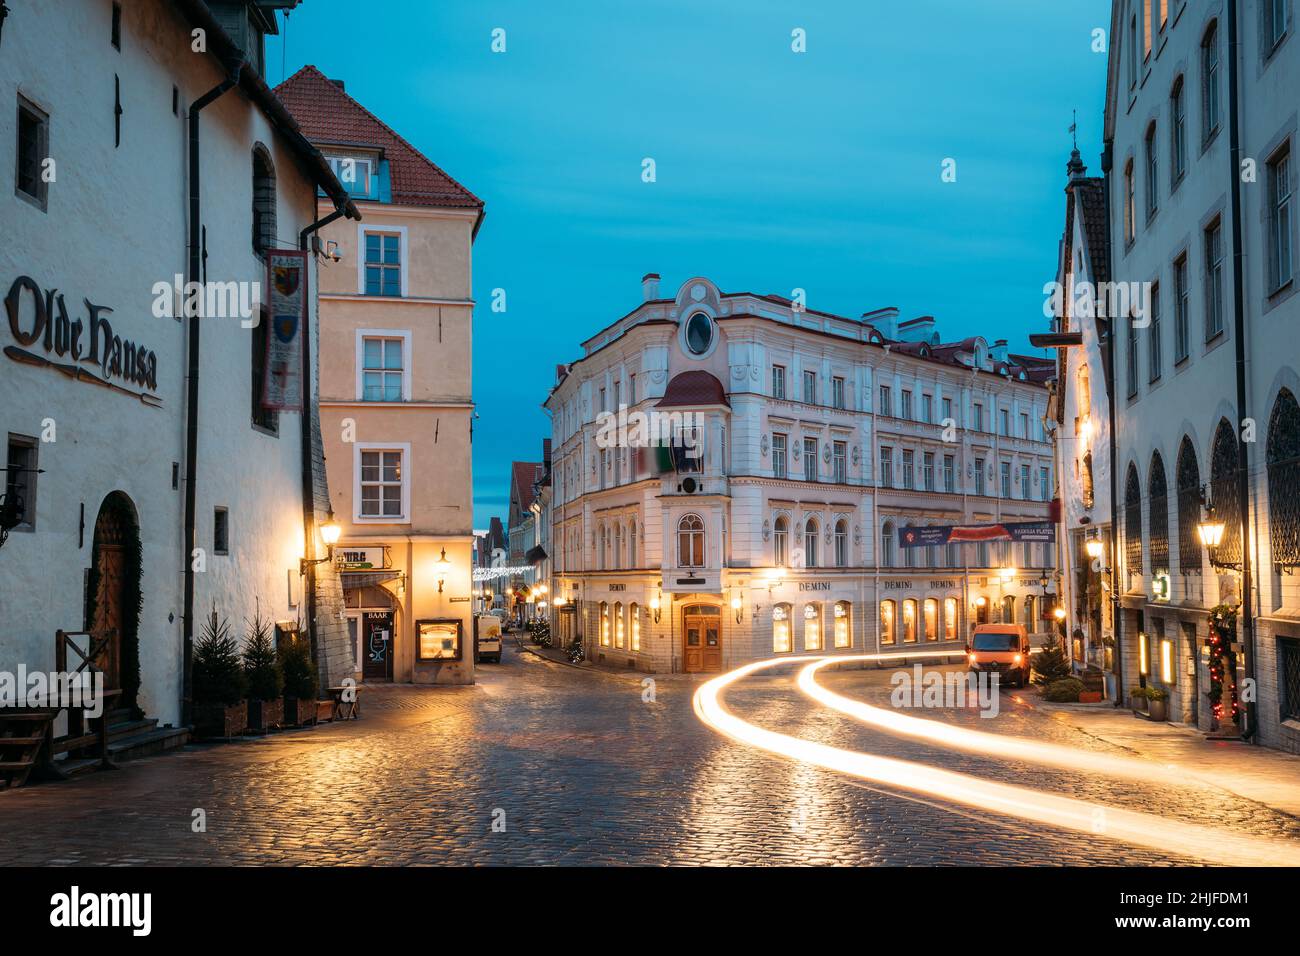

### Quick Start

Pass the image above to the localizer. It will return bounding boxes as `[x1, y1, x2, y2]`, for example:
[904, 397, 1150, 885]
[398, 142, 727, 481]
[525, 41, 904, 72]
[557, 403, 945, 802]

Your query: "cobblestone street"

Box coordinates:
[3, 638, 1299, 866]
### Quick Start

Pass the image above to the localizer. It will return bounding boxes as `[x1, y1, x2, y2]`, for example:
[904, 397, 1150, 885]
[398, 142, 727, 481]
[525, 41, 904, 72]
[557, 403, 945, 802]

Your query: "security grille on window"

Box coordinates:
[365, 232, 402, 297]
[362, 337, 404, 401]
[1149, 453, 1170, 572]
[1267, 388, 1300, 570]
[252, 147, 277, 255]
[361, 450, 403, 518]
[1176, 437, 1203, 575]
[1281, 638, 1300, 723]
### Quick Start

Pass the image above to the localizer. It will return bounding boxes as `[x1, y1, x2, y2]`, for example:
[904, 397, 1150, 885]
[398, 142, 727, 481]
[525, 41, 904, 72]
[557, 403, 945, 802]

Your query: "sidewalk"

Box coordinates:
[1027, 698, 1300, 819]
[506, 630, 705, 683]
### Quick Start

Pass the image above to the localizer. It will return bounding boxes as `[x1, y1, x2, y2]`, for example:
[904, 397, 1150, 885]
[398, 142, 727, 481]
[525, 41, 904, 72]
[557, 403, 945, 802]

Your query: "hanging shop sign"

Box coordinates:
[898, 521, 1056, 548]
[337, 546, 388, 570]
[4, 275, 161, 405]
[262, 250, 307, 411]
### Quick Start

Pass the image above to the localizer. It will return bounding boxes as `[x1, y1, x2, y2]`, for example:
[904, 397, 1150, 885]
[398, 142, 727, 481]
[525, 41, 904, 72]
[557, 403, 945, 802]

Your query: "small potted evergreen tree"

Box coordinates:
[1031, 632, 1072, 688]
[243, 609, 284, 732]
[192, 609, 248, 738]
[1146, 686, 1170, 721]
[278, 634, 319, 726]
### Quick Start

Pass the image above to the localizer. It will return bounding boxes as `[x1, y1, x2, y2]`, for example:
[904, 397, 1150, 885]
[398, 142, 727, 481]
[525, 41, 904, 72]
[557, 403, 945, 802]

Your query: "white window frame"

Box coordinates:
[357, 224, 409, 298]
[355, 329, 413, 401]
[353, 442, 412, 524]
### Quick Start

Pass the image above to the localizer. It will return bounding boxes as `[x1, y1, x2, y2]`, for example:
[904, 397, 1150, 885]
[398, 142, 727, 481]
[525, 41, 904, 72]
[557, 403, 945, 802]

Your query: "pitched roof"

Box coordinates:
[509, 461, 545, 519]
[275, 64, 483, 228]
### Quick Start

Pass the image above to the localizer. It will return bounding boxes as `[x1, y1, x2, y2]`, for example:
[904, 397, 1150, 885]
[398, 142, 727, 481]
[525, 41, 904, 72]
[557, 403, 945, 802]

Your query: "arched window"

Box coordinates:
[833, 601, 851, 648]
[628, 520, 637, 568]
[252, 145, 277, 255]
[773, 515, 789, 566]
[804, 518, 819, 568]
[944, 597, 959, 641]
[678, 513, 705, 568]
[1144, 121, 1159, 217]
[923, 598, 938, 642]
[596, 524, 606, 570]
[599, 602, 610, 646]
[772, 603, 792, 653]
[1171, 75, 1187, 183]
[881, 521, 895, 568]
[902, 599, 918, 643]
[1202, 21, 1221, 139]
[879, 600, 896, 646]
[613, 524, 622, 570]
[1267, 388, 1300, 570]
[1149, 452, 1170, 573]
[834, 519, 848, 567]
[1024, 595, 1036, 632]
[1125, 462, 1143, 575]
[1001, 594, 1015, 624]
[614, 601, 624, 649]
[629, 603, 641, 651]
[1209, 418, 1243, 568]
[1176, 436, 1202, 575]
[803, 603, 822, 651]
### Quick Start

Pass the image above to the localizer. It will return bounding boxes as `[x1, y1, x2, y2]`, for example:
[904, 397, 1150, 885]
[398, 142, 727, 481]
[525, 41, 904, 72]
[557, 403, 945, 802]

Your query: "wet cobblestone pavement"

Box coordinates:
[2, 640, 1297, 866]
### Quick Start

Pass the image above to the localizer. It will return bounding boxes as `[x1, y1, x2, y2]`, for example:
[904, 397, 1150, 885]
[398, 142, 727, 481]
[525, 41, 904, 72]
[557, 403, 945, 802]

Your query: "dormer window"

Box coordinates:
[327, 154, 375, 199]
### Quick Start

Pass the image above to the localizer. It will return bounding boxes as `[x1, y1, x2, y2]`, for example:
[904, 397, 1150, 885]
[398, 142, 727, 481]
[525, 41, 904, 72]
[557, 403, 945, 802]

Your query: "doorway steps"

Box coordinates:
[101, 708, 190, 763]
[0, 711, 56, 789]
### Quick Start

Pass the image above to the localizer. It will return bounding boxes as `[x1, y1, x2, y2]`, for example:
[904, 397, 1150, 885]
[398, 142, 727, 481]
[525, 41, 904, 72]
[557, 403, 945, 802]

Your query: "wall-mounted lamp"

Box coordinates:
[650, 588, 662, 623]
[999, 566, 1016, 583]
[1053, 606, 1067, 621]
[300, 516, 341, 575]
[1084, 537, 1104, 560]
[731, 591, 743, 624]
[1197, 489, 1226, 549]
[435, 547, 451, 593]
[974, 595, 988, 608]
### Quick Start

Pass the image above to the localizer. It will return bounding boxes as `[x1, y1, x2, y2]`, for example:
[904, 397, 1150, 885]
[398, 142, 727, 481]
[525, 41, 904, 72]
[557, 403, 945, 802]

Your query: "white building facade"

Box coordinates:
[544, 275, 1057, 673]
[1104, 0, 1300, 750]
[1, 0, 356, 730]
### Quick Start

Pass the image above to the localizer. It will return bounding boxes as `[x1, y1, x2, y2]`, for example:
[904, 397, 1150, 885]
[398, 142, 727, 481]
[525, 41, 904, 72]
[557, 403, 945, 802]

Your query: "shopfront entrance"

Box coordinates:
[361, 610, 395, 681]
[682, 604, 721, 673]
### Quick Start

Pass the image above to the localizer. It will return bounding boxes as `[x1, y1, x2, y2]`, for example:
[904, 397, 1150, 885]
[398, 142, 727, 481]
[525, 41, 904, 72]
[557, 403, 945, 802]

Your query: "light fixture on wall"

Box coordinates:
[731, 590, 743, 624]
[435, 547, 451, 593]
[1197, 489, 1226, 549]
[1053, 606, 1067, 621]
[1084, 535, 1104, 560]
[300, 515, 342, 575]
[650, 587, 662, 623]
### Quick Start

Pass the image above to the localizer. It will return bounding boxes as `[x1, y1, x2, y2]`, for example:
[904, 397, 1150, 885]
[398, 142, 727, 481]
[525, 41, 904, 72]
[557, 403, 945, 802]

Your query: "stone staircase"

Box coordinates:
[100, 708, 190, 764]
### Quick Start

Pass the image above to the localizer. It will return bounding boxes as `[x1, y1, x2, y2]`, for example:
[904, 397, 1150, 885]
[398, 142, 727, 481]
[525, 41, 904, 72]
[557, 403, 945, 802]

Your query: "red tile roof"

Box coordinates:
[275, 65, 483, 225]
[655, 371, 729, 409]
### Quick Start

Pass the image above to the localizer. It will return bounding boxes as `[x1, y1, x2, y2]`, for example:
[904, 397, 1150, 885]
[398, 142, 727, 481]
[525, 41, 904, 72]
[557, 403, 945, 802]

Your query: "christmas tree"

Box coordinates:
[1032, 631, 1072, 686]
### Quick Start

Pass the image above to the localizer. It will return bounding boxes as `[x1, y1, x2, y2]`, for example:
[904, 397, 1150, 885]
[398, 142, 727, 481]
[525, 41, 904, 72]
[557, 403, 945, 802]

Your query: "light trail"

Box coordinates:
[693, 656, 1300, 867]
[795, 655, 1195, 788]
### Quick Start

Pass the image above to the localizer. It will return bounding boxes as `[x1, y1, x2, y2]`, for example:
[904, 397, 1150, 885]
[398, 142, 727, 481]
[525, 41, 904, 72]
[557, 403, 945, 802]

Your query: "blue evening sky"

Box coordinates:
[267, 0, 1111, 528]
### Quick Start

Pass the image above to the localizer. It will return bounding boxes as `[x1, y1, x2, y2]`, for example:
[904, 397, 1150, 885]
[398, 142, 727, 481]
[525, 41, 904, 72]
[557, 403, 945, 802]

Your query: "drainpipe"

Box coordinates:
[1225, 0, 1258, 741]
[1100, 137, 1123, 708]
[181, 72, 238, 729]
[297, 208, 350, 668]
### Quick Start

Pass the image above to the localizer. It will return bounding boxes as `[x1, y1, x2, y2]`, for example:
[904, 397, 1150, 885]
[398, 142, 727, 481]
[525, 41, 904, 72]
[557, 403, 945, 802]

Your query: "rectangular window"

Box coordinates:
[943, 454, 955, 493]
[833, 441, 847, 484]
[1204, 28, 1221, 139]
[360, 448, 405, 519]
[1040, 466, 1051, 501]
[921, 393, 933, 424]
[923, 452, 935, 491]
[974, 458, 986, 496]
[416, 619, 462, 662]
[251, 311, 278, 433]
[1145, 123, 1159, 217]
[1000, 461, 1011, 498]
[902, 449, 914, 490]
[941, 397, 952, 423]
[803, 437, 818, 483]
[4, 435, 38, 531]
[973, 403, 984, 432]
[1174, 254, 1190, 362]
[803, 369, 816, 404]
[1019, 464, 1030, 500]
[832, 376, 845, 409]
[903, 599, 918, 644]
[834, 603, 851, 648]
[879, 385, 892, 416]
[772, 365, 786, 399]
[328, 156, 374, 199]
[1128, 318, 1140, 396]
[772, 433, 787, 479]
[900, 389, 913, 420]
[213, 507, 229, 555]
[999, 408, 1009, 436]
[1171, 81, 1187, 184]
[1019, 412, 1029, 438]
[879, 445, 893, 488]
[1124, 160, 1136, 244]
[1148, 283, 1162, 381]
[879, 601, 896, 646]
[361, 335, 405, 401]
[16, 97, 50, 211]
[111, 2, 122, 49]
[773, 607, 792, 653]
[1269, 146, 1293, 292]
[944, 597, 959, 641]
[1129, 14, 1139, 89]
[1281, 637, 1300, 722]
[599, 387, 606, 413]
[1266, 0, 1290, 51]
[924, 599, 938, 642]
[1205, 219, 1225, 340]
[629, 373, 636, 404]
[364, 231, 402, 297]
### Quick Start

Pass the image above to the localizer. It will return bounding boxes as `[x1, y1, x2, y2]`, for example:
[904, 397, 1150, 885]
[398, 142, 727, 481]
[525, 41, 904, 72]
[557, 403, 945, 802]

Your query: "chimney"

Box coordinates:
[329, 78, 346, 91]
[991, 339, 1009, 363]
[862, 306, 899, 340]
[897, 315, 936, 344]
[641, 272, 660, 301]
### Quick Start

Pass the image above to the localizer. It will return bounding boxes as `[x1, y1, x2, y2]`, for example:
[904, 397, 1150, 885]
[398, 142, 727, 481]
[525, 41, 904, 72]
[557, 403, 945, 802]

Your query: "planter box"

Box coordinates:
[1130, 695, 1149, 715]
[283, 697, 317, 727]
[1148, 698, 1169, 721]
[194, 701, 248, 739]
[1079, 690, 1103, 703]
[247, 697, 284, 732]
[315, 700, 335, 723]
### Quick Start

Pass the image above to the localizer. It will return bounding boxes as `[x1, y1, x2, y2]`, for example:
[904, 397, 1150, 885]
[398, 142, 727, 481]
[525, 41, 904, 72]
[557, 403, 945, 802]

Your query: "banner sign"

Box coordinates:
[262, 250, 307, 411]
[899, 521, 1056, 548]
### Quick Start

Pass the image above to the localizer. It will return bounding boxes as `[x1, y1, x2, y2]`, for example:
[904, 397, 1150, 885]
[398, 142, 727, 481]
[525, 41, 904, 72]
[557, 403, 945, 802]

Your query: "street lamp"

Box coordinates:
[650, 588, 662, 623]
[1197, 495, 1226, 549]
[435, 547, 451, 593]
[1084, 537, 1104, 560]
[300, 515, 341, 575]
[731, 590, 743, 624]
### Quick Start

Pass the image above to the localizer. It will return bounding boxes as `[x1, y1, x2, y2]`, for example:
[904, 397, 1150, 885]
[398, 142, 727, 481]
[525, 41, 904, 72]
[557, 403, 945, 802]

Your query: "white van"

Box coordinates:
[477, 614, 504, 664]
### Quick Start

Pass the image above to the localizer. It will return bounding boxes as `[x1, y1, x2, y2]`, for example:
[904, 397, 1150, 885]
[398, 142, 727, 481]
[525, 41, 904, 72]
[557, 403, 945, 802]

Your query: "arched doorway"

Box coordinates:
[87, 492, 142, 711]
[682, 604, 721, 673]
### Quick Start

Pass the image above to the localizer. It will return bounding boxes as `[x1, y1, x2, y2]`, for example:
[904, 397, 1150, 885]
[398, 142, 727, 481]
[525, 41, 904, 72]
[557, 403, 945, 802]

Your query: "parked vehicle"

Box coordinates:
[966, 624, 1032, 688]
[477, 614, 503, 664]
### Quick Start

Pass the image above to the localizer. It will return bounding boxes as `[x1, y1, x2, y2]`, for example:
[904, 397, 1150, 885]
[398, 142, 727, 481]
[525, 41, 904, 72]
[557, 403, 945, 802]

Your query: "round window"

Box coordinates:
[685, 311, 713, 355]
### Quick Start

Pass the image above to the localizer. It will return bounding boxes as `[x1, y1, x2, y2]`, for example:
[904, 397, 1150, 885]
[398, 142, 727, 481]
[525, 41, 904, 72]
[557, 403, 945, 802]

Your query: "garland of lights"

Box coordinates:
[1206, 603, 1241, 725]
[472, 566, 539, 582]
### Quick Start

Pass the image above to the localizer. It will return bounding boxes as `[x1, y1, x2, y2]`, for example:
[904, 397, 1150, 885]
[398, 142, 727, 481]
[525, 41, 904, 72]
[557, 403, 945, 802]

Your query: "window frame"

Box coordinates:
[1268, 143, 1294, 294]
[357, 224, 409, 298]
[355, 329, 412, 402]
[4, 434, 39, 532]
[354, 442, 412, 524]
[15, 95, 50, 212]
[677, 513, 705, 569]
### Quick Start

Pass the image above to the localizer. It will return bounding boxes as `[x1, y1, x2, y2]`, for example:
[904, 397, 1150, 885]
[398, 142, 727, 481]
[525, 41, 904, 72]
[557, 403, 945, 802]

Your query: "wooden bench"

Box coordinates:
[327, 686, 361, 721]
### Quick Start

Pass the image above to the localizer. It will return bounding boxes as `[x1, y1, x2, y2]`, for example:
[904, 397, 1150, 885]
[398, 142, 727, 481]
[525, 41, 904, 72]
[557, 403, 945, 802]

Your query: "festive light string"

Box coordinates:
[472, 566, 538, 582]
[693, 655, 1300, 867]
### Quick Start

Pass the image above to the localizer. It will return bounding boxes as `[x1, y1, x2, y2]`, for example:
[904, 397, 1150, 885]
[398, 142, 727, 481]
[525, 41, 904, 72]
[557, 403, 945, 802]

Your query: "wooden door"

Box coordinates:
[683, 605, 722, 673]
[90, 508, 126, 690]
[362, 611, 395, 681]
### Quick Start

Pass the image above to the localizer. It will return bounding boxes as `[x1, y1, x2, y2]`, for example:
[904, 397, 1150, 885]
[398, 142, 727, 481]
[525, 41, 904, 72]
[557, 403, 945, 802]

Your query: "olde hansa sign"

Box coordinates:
[4, 275, 162, 405]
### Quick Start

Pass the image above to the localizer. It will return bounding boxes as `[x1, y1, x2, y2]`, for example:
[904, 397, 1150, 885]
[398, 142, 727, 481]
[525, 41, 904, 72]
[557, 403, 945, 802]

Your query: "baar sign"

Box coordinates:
[4, 275, 161, 405]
